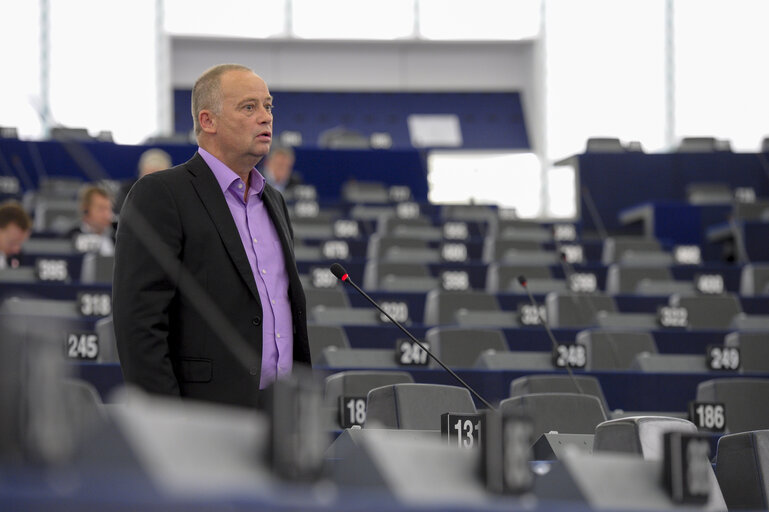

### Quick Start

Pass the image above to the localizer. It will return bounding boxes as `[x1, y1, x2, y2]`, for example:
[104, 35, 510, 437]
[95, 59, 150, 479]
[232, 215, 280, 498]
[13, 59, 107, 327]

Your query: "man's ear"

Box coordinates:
[199, 110, 216, 134]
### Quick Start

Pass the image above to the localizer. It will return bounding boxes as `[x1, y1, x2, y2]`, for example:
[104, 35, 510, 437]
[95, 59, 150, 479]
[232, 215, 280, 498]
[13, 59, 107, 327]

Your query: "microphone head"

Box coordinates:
[517, 275, 527, 287]
[329, 263, 349, 281]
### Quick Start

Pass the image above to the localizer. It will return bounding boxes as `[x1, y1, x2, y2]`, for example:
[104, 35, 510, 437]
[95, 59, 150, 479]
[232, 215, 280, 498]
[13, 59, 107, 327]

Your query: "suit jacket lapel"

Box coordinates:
[186, 153, 260, 301]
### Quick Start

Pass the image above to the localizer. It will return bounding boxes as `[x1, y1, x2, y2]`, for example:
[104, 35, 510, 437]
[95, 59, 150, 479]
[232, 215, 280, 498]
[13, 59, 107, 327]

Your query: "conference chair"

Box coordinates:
[500, 393, 608, 437]
[376, 216, 442, 241]
[545, 292, 618, 328]
[715, 430, 769, 510]
[696, 378, 769, 433]
[362, 261, 438, 292]
[668, 293, 742, 330]
[365, 383, 477, 430]
[601, 237, 673, 266]
[423, 327, 509, 369]
[423, 289, 501, 326]
[341, 181, 389, 204]
[80, 254, 114, 284]
[575, 329, 658, 371]
[307, 325, 351, 362]
[724, 331, 769, 373]
[509, 375, 610, 414]
[593, 416, 698, 460]
[740, 263, 769, 296]
[367, 235, 440, 264]
[324, 370, 414, 423]
[486, 263, 564, 293]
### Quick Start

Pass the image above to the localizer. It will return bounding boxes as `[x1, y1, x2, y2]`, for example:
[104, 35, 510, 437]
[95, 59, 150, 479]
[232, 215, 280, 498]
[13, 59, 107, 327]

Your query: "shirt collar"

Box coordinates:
[198, 147, 265, 198]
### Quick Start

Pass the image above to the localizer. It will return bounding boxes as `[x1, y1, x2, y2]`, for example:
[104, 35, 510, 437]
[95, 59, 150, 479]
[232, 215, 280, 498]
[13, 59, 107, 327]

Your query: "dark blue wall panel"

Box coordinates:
[174, 89, 530, 150]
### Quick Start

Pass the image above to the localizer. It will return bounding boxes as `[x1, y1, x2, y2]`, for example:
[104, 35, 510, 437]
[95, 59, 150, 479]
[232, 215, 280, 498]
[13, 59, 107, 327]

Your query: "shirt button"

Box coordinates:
[238, 183, 243, 190]
[276, 333, 281, 338]
[252, 316, 262, 326]
[253, 238, 258, 244]
[249, 368, 258, 376]
[271, 299, 275, 304]
[261, 269, 267, 274]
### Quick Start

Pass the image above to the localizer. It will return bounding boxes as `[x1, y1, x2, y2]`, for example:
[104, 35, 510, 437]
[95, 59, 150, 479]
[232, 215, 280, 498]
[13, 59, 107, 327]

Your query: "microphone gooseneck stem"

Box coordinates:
[519, 279, 585, 395]
[342, 275, 496, 411]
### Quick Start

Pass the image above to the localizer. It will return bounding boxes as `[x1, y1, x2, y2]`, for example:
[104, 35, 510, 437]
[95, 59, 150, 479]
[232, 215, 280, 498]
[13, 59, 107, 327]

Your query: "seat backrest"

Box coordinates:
[0, 267, 37, 283]
[307, 325, 350, 361]
[366, 235, 431, 260]
[80, 254, 115, 284]
[601, 237, 662, 265]
[696, 378, 769, 433]
[423, 290, 500, 326]
[424, 327, 508, 368]
[545, 292, 617, 328]
[365, 383, 476, 430]
[0, 298, 80, 318]
[324, 370, 414, 408]
[362, 261, 432, 291]
[482, 238, 541, 263]
[94, 315, 119, 363]
[605, 265, 673, 294]
[593, 416, 697, 460]
[305, 287, 350, 310]
[724, 331, 769, 373]
[509, 375, 610, 414]
[740, 263, 769, 296]
[341, 180, 388, 203]
[486, 263, 552, 293]
[715, 430, 769, 510]
[670, 294, 742, 329]
[576, 329, 658, 370]
[500, 392, 607, 436]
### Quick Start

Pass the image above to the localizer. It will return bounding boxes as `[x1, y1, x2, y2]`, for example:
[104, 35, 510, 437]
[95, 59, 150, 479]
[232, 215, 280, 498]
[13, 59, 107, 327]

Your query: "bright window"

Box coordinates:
[418, 0, 541, 40]
[292, 0, 415, 40]
[544, 0, 667, 160]
[48, 0, 158, 144]
[0, 2, 42, 138]
[674, 0, 769, 151]
[164, 0, 287, 38]
[427, 151, 542, 217]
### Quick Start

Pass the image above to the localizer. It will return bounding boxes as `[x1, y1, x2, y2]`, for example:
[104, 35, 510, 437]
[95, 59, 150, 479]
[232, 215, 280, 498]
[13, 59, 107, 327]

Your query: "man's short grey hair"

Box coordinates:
[191, 63, 254, 136]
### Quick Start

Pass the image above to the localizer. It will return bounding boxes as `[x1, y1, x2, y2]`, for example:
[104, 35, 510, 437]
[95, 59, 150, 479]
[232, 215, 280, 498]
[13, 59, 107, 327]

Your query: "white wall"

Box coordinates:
[170, 37, 543, 152]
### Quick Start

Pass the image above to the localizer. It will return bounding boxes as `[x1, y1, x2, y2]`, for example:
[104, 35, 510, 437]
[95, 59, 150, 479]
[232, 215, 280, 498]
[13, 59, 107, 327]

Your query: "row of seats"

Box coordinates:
[310, 324, 769, 373]
[323, 373, 769, 435]
[303, 287, 769, 330]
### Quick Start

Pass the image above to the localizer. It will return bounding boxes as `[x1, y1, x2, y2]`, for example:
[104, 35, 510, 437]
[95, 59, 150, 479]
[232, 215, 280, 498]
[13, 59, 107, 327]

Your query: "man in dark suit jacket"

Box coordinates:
[113, 64, 310, 408]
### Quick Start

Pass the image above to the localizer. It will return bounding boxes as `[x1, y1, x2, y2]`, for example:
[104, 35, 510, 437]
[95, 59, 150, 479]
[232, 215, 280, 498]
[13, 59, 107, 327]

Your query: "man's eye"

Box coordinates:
[266, 104, 274, 112]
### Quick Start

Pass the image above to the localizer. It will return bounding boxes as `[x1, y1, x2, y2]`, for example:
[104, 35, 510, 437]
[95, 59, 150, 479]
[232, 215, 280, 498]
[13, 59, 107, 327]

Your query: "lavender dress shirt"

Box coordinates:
[199, 148, 294, 389]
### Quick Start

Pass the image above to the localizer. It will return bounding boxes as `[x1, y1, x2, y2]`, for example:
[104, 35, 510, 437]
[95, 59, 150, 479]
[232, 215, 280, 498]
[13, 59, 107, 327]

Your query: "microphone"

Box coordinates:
[517, 275, 585, 395]
[330, 263, 496, 411]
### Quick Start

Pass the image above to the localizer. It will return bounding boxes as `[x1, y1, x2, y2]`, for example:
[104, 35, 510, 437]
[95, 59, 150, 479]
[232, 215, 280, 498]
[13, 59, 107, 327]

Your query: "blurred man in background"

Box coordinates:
[69, 185, 115, 256]
[114, 148, 173, 214]
[114, 63, 310, 408]
[0, 200, 31, 269]
[262, 145, 302, 194]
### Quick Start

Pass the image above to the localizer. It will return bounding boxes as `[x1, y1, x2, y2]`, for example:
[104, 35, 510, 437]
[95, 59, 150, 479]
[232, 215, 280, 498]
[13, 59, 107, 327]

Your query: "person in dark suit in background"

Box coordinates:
[113, 63, 310, 408]
[0, 201, 31, 269]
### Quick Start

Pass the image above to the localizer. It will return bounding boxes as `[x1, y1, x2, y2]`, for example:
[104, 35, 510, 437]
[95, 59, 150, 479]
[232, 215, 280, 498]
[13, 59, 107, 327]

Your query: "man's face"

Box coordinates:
[0, 223, 30, 256]
[214, 70, 273, 164]
[83, 194, 114, 234]
[268, 153, 294, 184]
